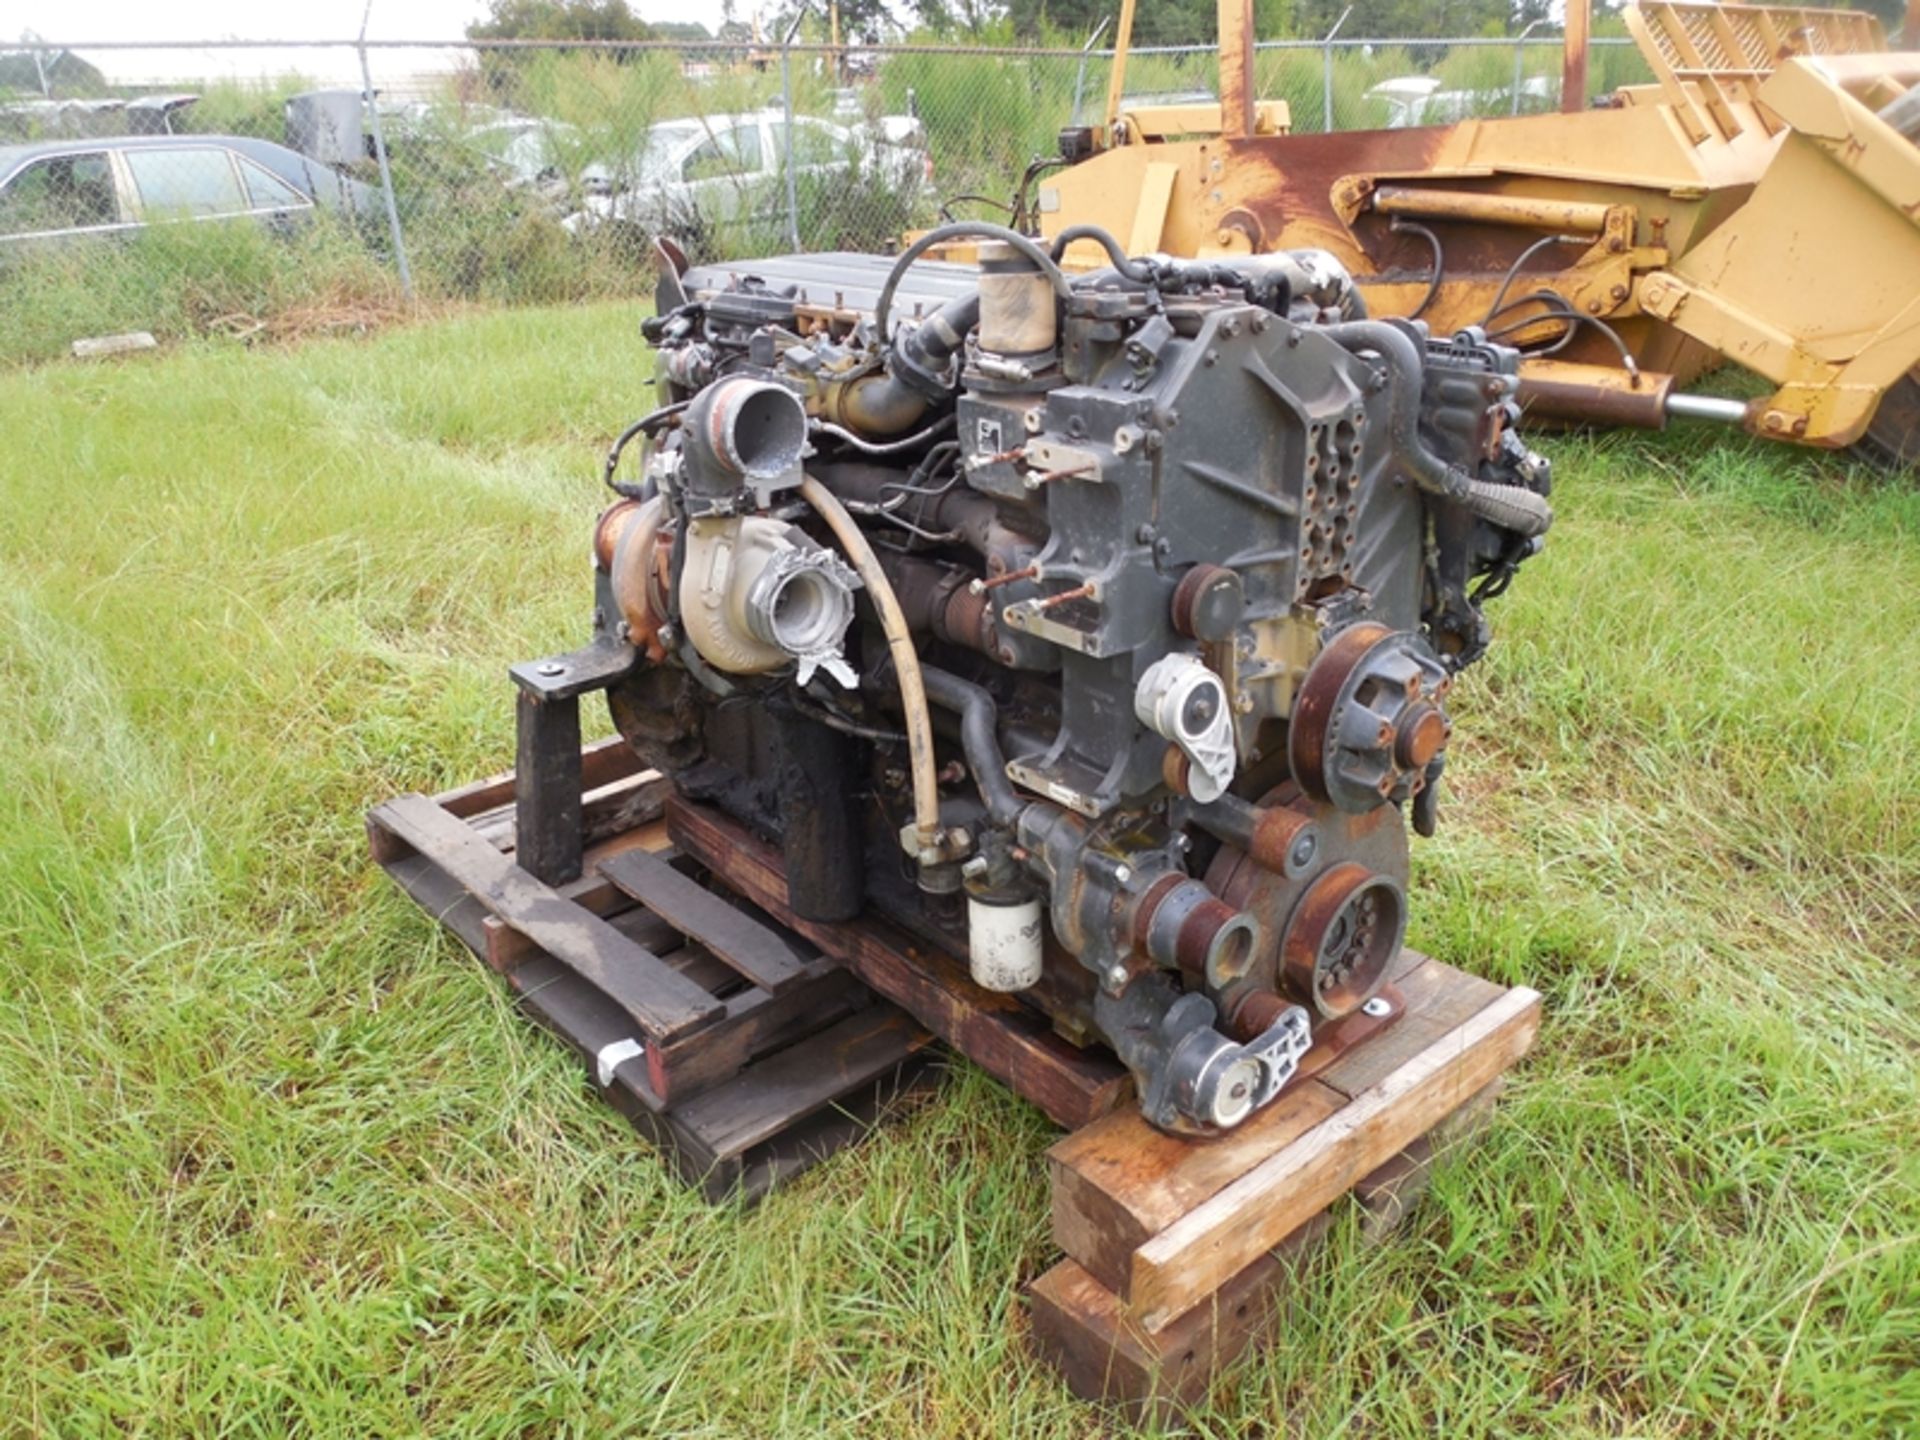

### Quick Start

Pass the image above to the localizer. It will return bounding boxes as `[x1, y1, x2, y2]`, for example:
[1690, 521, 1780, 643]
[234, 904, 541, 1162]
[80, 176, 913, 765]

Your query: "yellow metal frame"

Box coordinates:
[1039, 0, 1920, 452]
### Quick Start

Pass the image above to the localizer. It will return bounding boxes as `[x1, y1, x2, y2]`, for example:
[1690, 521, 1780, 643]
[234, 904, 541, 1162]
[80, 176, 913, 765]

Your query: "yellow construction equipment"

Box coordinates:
[1029, 0, 1920, 465]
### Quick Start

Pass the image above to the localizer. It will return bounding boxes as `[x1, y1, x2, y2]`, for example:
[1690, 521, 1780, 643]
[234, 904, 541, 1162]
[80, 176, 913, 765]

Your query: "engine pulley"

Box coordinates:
[1289, 622, 1453, 814]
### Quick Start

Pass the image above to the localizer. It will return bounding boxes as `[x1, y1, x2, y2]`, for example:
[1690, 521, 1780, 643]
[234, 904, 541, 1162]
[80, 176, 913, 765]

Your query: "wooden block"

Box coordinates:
[371, 794, 724, 1043]
[1312, 955, 1507, 1099]
[1049, 1079, 1346, 1294]
[598, 847, 814, 995]
[1353, 1132, 1437, 1245]
[671, 798, 1131, 1130]
[1028, 1213, 1332, 1422]
[1353, 1076, 1508, 1244]
[1045, 950, 1466, 1295]
[1126, 985, 1541, 1329]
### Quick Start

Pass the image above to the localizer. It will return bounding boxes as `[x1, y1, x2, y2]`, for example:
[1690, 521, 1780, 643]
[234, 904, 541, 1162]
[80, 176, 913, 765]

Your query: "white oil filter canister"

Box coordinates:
[967, 893, 1044, 992]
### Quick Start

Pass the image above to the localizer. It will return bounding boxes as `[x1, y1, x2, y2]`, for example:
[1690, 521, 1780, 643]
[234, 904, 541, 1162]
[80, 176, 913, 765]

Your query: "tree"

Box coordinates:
[467, 0, 653, 44]
[1001, 0, 1219, 45]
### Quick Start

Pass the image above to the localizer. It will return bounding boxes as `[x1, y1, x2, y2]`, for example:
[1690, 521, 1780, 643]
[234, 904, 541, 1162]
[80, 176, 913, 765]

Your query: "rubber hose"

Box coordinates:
[1047, 223, 1154, 281]
[920, 666, 1025, 826]
[798, 476, 942, 853]
[1460, 478, 1553, 537]
[874, 222, 1072, 345]
[1321, 320, 1553, 535]
[1318, 320, 1470, 500]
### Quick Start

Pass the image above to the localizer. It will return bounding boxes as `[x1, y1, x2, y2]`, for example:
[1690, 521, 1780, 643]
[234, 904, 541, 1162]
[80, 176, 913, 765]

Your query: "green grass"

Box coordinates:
[3, 308, 1918, 1437]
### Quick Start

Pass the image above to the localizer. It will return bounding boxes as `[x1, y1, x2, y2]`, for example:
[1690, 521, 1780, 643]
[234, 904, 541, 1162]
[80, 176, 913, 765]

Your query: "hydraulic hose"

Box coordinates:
[1320, 320, 1554, 539]
[798, 476, 942, 854]
[920, 666, 1025, 826]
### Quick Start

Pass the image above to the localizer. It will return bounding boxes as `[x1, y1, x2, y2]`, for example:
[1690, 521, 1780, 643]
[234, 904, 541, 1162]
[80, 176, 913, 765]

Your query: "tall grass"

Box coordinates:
[1, 303, 1916, 1435]
[0, 218, 403, 362]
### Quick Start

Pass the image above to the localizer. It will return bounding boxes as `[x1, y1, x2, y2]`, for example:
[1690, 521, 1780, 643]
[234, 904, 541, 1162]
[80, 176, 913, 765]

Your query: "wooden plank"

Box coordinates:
[722, 1051, 941, 1204]
[371, 794, 724, 1043]
[671, 797, 1131, 1131]
[483, 818, 675, 973]
[646, 963, 864, 1103]
[1027, 1213, 1332, 1422]
[671, 1005, 935, 1160]
[1048, 1078, 1346, 1294]
[485, 895, 673, 975]
[598, 847, 814, 996]
[438, 737, 644, 820]
[1312, 956, 1506, 1099]
[1126, 985, 1541, 1329]
[472, 770, 669, 855]
[377, 852, 496, 959]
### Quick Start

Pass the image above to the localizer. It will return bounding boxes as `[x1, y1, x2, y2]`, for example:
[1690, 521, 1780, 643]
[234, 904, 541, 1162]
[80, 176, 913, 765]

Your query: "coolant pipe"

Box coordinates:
[1322, 320, 1553, 539]
[920, 666, 1026, 826]
[798, 476, 942, 853]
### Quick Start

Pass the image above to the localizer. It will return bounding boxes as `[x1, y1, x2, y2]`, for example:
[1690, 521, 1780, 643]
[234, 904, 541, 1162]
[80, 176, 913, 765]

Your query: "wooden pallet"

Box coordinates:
[367, 736, 936, 1202]
[369, 648, 1539, 1405]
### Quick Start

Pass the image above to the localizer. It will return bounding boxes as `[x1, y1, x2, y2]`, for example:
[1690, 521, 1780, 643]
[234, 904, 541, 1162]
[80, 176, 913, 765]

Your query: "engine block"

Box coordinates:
[590, 225, 1551, 1134]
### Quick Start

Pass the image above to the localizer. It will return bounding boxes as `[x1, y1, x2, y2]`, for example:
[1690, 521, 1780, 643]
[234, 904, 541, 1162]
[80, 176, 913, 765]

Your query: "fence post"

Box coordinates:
[1070, 17, 1113, 126]
[1322, 6, 1353, 134]
[780, 10, 807, 253]
[356, 35, 414, 301]
[1511, 20, 1542, 115]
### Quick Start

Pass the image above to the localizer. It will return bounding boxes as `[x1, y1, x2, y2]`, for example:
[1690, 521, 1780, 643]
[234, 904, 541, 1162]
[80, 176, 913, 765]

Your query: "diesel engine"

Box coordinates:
[591, 223, 1551, 1135]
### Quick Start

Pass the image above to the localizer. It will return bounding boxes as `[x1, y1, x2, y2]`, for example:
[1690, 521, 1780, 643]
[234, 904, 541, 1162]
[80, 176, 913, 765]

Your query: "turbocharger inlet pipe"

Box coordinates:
[798, 475, 942, 853]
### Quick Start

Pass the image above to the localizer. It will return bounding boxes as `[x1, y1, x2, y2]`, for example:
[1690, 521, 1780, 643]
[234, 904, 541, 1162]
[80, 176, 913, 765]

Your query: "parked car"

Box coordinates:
[1364, 75, 1558, 129]
[0, 134, 380, 254]
[557, 109, 932, 248]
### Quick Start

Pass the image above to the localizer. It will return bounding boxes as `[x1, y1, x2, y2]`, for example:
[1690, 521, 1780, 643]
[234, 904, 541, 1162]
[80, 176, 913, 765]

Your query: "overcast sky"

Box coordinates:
[15, 0, 742, 84]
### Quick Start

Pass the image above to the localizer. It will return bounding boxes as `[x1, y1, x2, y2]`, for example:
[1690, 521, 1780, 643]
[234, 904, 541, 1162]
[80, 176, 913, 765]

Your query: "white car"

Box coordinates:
[561, 109, 931, 247]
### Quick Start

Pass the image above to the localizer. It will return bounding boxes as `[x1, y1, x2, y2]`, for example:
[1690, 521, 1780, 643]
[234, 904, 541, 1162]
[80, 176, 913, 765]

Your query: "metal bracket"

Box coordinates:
[509, 637, 638, 702]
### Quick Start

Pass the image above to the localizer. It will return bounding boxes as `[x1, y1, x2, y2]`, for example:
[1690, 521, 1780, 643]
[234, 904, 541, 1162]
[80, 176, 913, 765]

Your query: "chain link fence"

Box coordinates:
[0, 34, 1653, 363]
